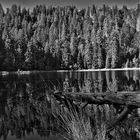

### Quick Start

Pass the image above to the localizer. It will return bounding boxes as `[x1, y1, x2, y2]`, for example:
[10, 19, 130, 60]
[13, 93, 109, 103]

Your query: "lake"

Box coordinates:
[0, 70, 140, 140]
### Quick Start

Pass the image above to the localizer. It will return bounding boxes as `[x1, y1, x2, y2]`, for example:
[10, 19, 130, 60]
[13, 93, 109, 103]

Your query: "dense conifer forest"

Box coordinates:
[1, 4, 140, 70]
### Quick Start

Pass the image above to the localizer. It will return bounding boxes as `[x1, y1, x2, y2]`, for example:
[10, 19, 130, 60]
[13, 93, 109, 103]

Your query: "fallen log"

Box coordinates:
[55, 91, 140, 108]
[53, 91, 140, 133]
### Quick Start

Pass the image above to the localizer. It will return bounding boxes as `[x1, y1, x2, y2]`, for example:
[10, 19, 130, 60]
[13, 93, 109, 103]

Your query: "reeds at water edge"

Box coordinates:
[52, 98, 109, 140]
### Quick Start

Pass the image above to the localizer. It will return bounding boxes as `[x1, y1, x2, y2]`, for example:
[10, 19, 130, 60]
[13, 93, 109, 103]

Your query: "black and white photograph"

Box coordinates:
[1, 0, 140, 140]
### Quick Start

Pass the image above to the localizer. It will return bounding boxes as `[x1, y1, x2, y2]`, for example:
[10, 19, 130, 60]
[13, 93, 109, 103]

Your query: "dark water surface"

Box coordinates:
[0, 70, 140, 140]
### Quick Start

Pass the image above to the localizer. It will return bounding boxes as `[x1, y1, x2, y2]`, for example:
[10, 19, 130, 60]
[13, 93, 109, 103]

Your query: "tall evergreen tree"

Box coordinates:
[70, 31, 78, 65]
[110, 30, 120, 68]
[84, 39, 93, 69]
[62, 40, 71, 69]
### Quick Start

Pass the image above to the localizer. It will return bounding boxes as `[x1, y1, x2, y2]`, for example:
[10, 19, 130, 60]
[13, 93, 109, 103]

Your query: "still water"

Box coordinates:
[0, 70, 140, 140]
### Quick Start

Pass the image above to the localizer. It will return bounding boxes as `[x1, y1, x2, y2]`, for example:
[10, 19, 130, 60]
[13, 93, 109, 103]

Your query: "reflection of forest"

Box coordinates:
[0, 74, 64, 139]
[0, 71, 140, 139]
[62, 71, 140, 93]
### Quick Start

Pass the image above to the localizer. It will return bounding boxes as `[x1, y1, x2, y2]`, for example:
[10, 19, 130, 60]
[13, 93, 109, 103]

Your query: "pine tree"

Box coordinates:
[44, 42, 53, 70]
[0, 4, 4, 31]
[77, 52, 84, 69]
[105, 53, 112, 68]
[110, 30, 120, 68]
[0, 30, 5, 70]
[103, 15, 113, 38]
[61, 20, 67, 41]
[95, 28, 105, 68]
[15, 29, 27, 70]
[98, 47, 104, 68]
[24, 39, 34, 70]
[3, 33, 15, 70]
[92, 43, 98, 69]
[62, 40, 71, 69]
[70, 8, 77, 34]
[84, 39, 93, 69]
[70, 32, 78, 65]
[54, 40, 62, 69]
[49, 18, 59, 45]
[91, 23, 98, 69]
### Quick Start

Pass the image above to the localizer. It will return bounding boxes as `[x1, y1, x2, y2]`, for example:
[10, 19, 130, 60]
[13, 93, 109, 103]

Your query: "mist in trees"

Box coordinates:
[0, 4, 140, 71]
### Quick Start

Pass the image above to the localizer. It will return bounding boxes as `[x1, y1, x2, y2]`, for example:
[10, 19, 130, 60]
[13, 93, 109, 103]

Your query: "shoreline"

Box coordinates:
[56, 68, 140, 72]
[75, 68, 140, 72]
[1, 68, 140, 75]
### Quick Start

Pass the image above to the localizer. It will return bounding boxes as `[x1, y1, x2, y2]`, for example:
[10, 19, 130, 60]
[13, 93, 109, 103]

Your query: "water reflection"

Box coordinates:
[0, 70, 140, 140]
[60, 70, 140, 93]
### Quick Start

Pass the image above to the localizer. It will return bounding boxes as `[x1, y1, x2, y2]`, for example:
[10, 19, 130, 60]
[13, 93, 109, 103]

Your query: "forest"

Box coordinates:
[1, 4, 140, 70]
